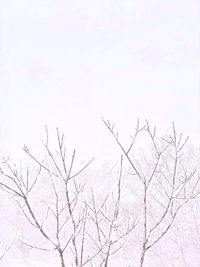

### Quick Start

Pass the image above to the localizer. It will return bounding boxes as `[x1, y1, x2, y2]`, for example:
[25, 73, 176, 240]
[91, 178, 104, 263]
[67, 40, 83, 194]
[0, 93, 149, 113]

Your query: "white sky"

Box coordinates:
[0, 0, 199, 164]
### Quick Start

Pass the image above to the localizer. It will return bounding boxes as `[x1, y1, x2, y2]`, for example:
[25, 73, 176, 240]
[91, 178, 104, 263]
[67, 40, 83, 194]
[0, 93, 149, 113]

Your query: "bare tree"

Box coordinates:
[0, 129, 99, 267]
[0, 123, 199, 266]
[0, 127, 137, 266]
[103, 119, 200, 267]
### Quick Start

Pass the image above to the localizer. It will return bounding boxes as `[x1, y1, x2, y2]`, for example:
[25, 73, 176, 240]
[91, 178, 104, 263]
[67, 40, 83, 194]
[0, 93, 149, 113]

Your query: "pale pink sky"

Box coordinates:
[0, 0, 199, 163]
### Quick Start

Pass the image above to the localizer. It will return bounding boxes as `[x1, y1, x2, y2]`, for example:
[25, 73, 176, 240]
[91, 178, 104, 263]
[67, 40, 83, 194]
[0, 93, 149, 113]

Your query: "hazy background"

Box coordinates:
[0, 0, 199, 164]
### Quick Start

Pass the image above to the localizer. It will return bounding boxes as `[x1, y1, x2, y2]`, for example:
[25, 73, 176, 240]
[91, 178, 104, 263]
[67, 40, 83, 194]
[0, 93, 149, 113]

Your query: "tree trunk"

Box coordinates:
[58, 248, 66, 267]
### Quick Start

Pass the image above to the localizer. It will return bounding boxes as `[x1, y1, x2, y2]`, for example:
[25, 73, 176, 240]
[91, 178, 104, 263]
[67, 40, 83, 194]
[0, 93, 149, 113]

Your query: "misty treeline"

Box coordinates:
[0, 120, 199, 267]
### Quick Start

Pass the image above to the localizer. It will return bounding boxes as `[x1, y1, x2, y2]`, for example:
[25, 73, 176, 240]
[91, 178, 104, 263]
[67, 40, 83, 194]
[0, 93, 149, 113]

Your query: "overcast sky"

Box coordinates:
[0, 0, 199, 164]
